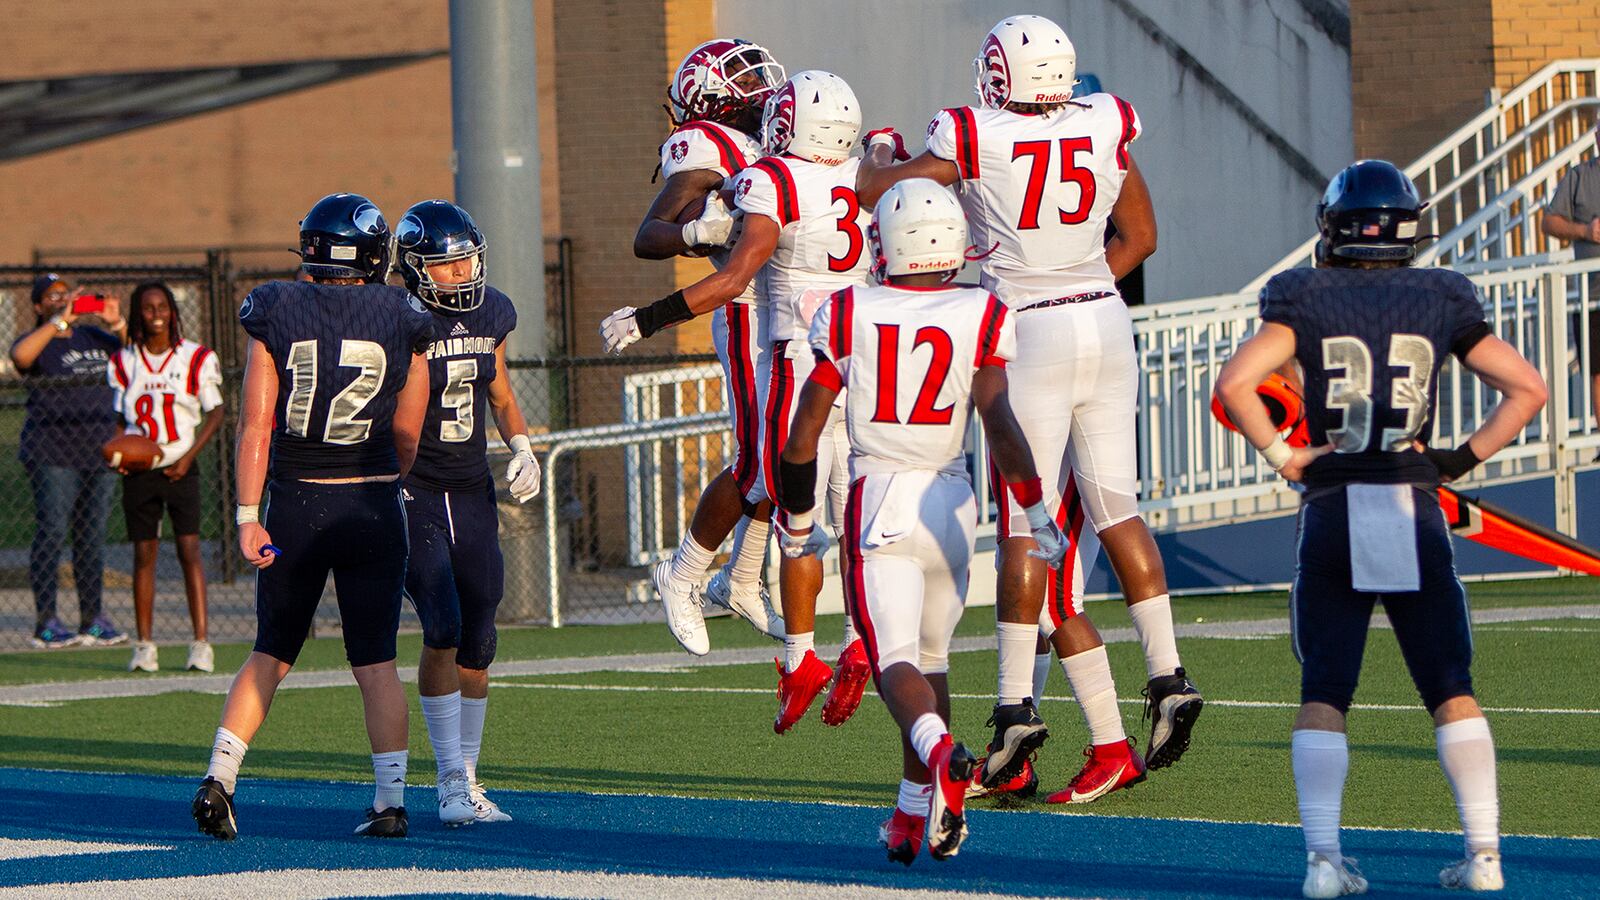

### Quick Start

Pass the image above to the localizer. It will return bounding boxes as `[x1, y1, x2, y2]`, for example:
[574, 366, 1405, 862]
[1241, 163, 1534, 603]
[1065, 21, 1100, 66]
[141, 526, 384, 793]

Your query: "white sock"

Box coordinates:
[205, 726, 248, 794]
[1127, 593, 1181, 679]
[728, 516, 769, 590]
[371, 750, 407, 811]
[1032, 650, 1053, 704]
[908, 712, 948, 766]
[668, 533, 717, 584]
[419, 691, 464, 778]
[784, 632, 814, 672]
[1292, 729, 1348, 865]
[459, 695, 487, 783]
[1436, 717, 1500, 855]
[1060, 646, 1125, 745]
[896, 778, 932, 817]
[996, 621, 1037, 705]
[840, 607, 859, 649]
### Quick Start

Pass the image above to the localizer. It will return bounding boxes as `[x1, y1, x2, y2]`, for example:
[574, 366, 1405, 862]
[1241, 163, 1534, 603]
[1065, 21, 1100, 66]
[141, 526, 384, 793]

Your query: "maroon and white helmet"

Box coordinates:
[973, 15, 1078, 109]
[668, 39, 785, 126]
[869, 178, 968, 282]
[761, 70, 861, 165]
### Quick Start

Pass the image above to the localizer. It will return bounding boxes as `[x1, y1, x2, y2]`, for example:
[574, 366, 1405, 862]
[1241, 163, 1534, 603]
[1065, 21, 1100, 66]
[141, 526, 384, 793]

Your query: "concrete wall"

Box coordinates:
[718, 0, 1354, 298]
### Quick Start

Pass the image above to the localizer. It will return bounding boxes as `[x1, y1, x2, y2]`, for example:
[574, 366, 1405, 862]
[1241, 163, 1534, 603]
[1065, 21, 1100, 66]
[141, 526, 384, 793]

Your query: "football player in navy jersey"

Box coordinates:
[392, 200, 538, 827]
[1216, 161, 1546, 897]
[193, 193, 435, 841]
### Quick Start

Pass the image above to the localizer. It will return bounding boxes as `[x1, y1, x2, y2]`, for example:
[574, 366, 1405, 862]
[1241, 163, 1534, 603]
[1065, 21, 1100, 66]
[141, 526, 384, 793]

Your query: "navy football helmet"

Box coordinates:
[299, 193, 392, 283]
[395, 200, 487, 313]
[1316, 160, 1425, 263]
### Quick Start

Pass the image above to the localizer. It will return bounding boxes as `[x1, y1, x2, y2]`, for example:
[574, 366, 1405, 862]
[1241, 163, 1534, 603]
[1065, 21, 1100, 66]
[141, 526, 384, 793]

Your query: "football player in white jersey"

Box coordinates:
[630, 39, 787, 654]
[856, 14, 1203, 802]
[109, 281, 224, 675]
[778, 178, 1066, 864]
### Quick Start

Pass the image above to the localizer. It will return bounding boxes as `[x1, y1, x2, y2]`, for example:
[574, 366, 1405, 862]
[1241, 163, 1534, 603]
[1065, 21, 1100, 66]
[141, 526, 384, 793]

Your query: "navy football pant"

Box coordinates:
[403, 481, 504, 670]
[253, 480, 407, 668]
[1291, 486, 1474, 715]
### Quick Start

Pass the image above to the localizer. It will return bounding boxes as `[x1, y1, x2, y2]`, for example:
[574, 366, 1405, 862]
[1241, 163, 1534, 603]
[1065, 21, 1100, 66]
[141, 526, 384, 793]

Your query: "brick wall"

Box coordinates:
[1491, 0, 1600, 90]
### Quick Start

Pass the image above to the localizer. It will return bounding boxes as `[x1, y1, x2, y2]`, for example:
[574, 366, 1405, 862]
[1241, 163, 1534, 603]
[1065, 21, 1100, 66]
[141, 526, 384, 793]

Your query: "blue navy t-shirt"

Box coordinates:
[239, 281, 434, 480]
[408, 287, 517, 492]
[1260, 266, 1492, 493]
[13, 325, 123, 469]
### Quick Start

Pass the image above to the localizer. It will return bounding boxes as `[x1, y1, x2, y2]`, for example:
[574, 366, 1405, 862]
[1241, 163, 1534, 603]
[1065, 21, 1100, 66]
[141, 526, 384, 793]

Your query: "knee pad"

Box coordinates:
[456, 622, 499, 671]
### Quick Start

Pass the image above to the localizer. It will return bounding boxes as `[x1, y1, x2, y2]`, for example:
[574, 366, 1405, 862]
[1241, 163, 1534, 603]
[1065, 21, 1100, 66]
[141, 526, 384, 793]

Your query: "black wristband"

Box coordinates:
[776, 457, 817, 515]
[1424, 442, 1481, 480]
[634, 290, 692, 338]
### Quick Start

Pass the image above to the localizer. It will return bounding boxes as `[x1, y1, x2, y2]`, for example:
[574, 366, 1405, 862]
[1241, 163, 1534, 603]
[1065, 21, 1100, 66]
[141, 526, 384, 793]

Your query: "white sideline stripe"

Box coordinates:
[487, 680, 1600, 716]
[0, 838, 169, 861]
[0, 867, 1043, 900]
[1, 603, 1595, 706]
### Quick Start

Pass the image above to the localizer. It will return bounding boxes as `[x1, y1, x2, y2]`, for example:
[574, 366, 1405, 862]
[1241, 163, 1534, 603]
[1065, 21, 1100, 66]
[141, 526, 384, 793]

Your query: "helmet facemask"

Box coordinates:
[405, 242, 488, 313]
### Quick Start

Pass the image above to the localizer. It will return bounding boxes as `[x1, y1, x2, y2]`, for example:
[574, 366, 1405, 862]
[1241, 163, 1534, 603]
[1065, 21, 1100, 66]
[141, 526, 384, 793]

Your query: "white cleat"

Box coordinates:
[1440, 850, 1504, 891]
[654, 560, 709, 656]
[469, 781, 513, 823]
[1303, 852, 1368, 898]
[437, 769, 475, 826]
[186, 640, 214, 673]
[128, 641, 158, 673]
[703, 568, 785, 640]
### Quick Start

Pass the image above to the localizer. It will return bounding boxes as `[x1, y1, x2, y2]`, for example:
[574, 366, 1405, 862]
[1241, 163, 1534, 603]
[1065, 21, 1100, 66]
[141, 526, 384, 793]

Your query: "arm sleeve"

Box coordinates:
[733, 167, 781, 225]
[1446, 274, 1493, 360]
[660, 127, 734, 180]
[1545, 170, 1579, 221]
[499, 294, 518, 345]
[199, 350, 225, 412]
[404, 295, 435, 355]
[239, 288, 272, 344]
[106, 354, 125, 415]
[807, 295, 850, 384]
[988, 302, 1018, 367]
[1258, 274, 1298, 330]
[924, 109, 960, 163]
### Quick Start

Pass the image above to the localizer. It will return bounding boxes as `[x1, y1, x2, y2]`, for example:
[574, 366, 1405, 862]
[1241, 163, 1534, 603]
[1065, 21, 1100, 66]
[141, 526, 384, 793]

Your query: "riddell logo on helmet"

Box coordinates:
[1033, 91, 1073, 102]
[907, 259, 958, 270]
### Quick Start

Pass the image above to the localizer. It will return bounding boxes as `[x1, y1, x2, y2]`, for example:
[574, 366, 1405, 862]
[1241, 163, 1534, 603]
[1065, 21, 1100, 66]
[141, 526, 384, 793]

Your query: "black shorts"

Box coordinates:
[403, 480, 505, 669]
[121, 467, 202, 541]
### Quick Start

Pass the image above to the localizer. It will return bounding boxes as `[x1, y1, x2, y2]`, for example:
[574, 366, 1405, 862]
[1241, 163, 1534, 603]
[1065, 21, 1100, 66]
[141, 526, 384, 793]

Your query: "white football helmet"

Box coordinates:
[668, 39, 784, 127]
[973, 15, 1078, 109]
[761, 70, 861, 165]
[869, 178, 968, 281]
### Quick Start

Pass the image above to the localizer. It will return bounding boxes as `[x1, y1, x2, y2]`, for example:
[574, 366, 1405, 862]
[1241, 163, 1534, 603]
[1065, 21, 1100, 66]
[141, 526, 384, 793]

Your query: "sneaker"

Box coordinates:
[78, 616, 127, 646]
[437, 769, 474, 826]
[353, 806, 408, 837]
[1303, 852, 1368, 898]
[879, 808, 926, 866]
[1046, 738, 1147, 804]
[703, 567, 785, 640]
[192, 776, 237, 840]
[128, 641, 159, 673]
[820, 639, 870, 726]
[773, 650, 833, 734]
[469, 781, 512, 823]
[967, 755, 1038, 800]
[29, 618, 82, 649]
[925, 736, 977, 860]
[1143, 667, 1203, 770]
[187, 640, 215, 673]
[654, 560, 709, 656]
[980, 699, 1049, 788]
[1439, 849, 1504, 891]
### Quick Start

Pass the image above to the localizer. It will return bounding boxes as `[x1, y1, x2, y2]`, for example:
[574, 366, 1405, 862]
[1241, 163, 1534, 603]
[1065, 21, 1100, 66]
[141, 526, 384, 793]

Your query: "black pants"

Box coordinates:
[403, 481, 505, 670]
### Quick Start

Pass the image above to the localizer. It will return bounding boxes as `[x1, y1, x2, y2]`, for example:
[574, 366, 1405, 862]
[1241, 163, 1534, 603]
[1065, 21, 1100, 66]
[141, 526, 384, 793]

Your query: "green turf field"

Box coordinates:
[0, 579, 1596, 841]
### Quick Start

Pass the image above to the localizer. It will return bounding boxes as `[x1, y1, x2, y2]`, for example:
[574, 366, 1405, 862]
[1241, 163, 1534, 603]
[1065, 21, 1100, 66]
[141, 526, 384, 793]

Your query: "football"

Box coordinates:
[102, 433, 164, 472]
[675, 188, 738, 258]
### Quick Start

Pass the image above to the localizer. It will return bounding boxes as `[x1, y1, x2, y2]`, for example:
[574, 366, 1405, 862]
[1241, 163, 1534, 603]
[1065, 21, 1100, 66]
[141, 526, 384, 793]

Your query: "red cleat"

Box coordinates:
[821, 639, 870, 726]
[925, 735, 977, 860]
[1045, 738, 1147, 804]
[773, 651, 833, 734]
[966, 755, 1038, 800]
[878, 808, 926, 866]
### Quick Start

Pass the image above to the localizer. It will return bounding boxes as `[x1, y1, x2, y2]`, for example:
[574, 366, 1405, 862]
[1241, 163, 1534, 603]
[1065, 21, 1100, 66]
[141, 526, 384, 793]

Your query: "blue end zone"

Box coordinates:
[0, 768, 1592, 897]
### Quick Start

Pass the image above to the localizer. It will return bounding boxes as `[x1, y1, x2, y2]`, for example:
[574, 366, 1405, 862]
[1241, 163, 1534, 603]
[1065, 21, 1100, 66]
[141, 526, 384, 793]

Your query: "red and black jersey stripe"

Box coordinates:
[842, 477, 881, 681]
[186, 346, 212, 396]
[761, 342, 797, 503]
[945, 107, 981, 180]
[725, 305, 761, 494]
[1112, 96, 1137, 171]
[829, 286, 854, 360]
[1045, 475, 1087, 629]
[751, 156, 800, 225]
[682, 122, 750, 177]
[974, 293, 1008, 368]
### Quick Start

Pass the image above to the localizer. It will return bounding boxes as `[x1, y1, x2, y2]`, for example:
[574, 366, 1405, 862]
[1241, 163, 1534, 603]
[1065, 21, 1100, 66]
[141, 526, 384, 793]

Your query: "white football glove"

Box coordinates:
[1023, 503, 1068, 569]
[600, 306, 641, 354]
[681, 191, 736, 248]
[774, 511, 830, 560]
[505, 434, 541, 503]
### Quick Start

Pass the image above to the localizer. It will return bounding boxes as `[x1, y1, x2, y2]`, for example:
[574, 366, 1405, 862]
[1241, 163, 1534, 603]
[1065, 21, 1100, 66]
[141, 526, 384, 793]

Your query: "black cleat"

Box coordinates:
[354, 806, 408, 837]
[980, 699, 1049, 788]
[192, 776, 237, 840]
[1144, 667, 1203, 770]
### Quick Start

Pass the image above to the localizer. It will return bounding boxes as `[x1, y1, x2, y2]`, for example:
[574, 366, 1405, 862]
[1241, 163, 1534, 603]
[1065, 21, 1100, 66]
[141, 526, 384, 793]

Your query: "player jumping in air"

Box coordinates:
[1216, 160, 1546, 896]
[192, 193, 433, 840]
[856, 14, 1202, 802]
[779, 178, 1066, 863]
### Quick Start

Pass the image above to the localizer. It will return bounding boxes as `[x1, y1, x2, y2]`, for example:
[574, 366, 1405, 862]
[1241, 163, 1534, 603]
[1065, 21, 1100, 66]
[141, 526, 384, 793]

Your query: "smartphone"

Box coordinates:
[70, 295, 106, 316]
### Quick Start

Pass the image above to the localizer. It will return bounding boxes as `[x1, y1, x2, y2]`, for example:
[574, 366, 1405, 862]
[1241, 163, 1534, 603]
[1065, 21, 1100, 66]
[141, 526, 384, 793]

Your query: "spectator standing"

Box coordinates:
[110, 282, 224, 673]
[1541, 121, 1600, 445]
[9, 274, 128, 648]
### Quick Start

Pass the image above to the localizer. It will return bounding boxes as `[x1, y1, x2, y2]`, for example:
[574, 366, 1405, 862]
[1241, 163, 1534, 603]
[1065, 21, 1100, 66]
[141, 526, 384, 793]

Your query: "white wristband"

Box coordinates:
[1022, 501, 1053, 532]
[1260, 438, 1293, 471]
[781, 508, 814, 533]
[867, 132, 897, 150]
[235, 504, 260, 525]
[509, 433, 532, 455]
[680, 220, 701, 247]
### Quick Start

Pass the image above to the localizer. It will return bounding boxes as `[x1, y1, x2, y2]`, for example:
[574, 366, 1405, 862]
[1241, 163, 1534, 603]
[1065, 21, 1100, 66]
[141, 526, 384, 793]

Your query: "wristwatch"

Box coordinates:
[50, 316, 67, 333]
